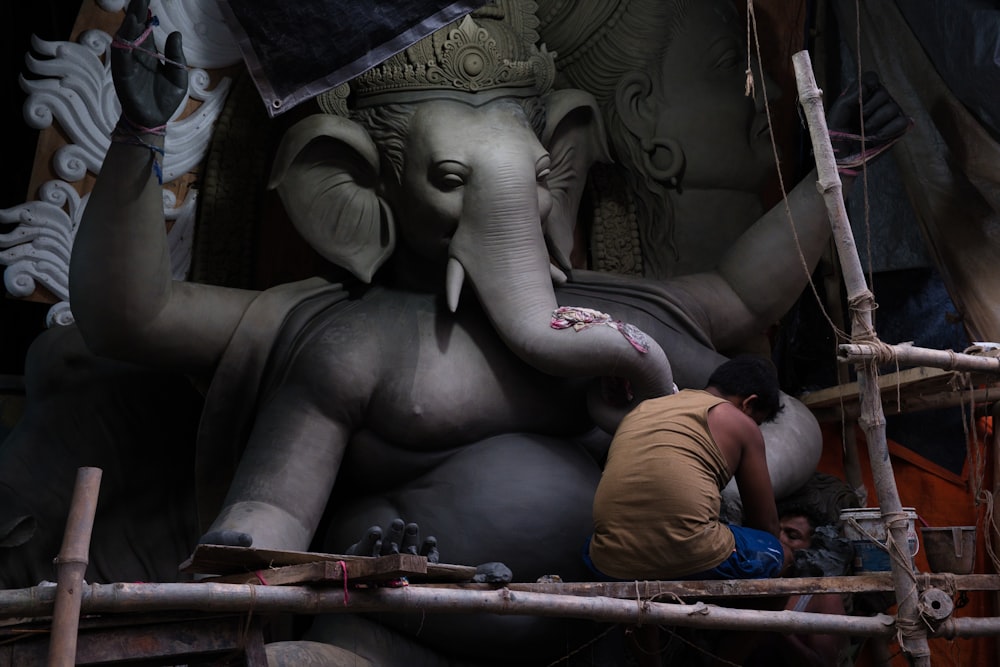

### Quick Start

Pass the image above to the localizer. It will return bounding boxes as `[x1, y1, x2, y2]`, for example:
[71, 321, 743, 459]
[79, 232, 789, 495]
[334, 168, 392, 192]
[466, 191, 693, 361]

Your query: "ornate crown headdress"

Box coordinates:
[319, 0, 556, 116]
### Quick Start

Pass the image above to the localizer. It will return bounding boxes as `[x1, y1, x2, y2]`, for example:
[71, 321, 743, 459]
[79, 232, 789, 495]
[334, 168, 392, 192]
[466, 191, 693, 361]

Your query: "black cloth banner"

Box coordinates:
[218, 0, 488, 117]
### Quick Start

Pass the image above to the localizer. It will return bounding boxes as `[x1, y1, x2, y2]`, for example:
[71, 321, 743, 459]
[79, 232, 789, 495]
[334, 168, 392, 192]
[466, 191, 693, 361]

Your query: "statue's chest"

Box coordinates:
[365, 303, 588, 445]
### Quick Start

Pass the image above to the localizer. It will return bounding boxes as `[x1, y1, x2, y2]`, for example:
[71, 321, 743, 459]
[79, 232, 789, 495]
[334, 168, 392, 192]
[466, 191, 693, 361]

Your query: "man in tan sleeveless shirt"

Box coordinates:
[587, 356, 788, 581]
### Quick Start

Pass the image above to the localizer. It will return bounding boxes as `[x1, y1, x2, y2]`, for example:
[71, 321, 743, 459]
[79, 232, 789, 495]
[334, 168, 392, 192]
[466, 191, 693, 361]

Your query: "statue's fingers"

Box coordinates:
[421, 536, 440, 563]
[380, 518, 405, 556]
[121, 0, 150, 40]
[864, 104, 903, 133]
[162, 31, 187, 88]
[861, 88, 891, 119]
[859, 70, 882, 94]
[400, 522, 421, 555]
[113, 0, 155, 78]
[345, 525, 383, 556]
[874, 115, 912, 142]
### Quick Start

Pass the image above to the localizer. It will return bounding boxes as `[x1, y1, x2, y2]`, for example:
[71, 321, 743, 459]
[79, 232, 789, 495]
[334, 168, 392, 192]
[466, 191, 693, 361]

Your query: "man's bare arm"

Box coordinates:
[732, 426, 780, 538]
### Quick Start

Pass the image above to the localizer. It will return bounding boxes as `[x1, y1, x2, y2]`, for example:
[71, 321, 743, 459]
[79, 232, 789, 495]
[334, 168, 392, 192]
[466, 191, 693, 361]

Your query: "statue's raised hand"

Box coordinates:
[826, 71, 911, 173]
[111, 0, 188, 128]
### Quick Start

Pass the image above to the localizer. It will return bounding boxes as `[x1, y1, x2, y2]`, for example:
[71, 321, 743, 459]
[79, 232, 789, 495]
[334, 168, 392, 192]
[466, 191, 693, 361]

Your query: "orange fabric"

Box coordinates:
[817, 421, 997, 666]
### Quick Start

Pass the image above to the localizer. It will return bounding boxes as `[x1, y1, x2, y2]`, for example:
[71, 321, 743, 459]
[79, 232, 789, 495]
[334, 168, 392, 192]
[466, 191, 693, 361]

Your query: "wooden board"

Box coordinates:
[799, 365, 1000, 421]
[180, 544, 478, 583]
[799, 366, 952, 409]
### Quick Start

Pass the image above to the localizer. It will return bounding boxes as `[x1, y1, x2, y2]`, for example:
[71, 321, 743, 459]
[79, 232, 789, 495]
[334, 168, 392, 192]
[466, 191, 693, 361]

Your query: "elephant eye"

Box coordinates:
[431, 161, 467, 191]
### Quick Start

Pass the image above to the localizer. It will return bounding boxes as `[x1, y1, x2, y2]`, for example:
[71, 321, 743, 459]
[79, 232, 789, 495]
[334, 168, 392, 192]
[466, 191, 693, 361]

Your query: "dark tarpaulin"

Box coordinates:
[217, 1, 488, 117]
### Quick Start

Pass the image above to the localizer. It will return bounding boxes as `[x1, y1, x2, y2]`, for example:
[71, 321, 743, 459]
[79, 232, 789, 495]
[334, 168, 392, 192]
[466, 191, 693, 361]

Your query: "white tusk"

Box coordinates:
[446, 257, 466, 313]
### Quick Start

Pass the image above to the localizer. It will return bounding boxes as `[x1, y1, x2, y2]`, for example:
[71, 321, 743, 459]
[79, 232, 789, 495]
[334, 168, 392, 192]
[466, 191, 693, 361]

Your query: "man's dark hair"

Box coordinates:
[706, 355, 782, 423]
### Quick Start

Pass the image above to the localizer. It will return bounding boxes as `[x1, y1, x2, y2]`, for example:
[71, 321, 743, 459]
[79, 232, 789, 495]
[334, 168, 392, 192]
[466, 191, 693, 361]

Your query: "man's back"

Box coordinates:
[590, 389, 736, 579]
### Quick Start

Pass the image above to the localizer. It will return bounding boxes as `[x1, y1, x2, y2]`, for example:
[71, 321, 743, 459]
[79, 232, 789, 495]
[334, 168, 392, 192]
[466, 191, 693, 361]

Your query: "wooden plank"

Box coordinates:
[799, 366, 952, 409]
[202, 558, 462, 586]
[204, 561, 346, 586]
[180, 544, 478, 582]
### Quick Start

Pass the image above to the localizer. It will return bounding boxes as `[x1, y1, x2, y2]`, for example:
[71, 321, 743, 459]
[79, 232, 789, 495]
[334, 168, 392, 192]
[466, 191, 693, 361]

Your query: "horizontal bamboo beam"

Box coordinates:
[2, 580, 999, 639]
[840, 343, 1000, 375]
[0, 582, 894, 637]
[483, 573, 1000, 598]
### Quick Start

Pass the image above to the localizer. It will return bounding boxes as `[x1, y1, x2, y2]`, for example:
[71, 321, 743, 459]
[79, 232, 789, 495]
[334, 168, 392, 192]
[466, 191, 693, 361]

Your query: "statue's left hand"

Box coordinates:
[826, 71, 911, 172]
[112, 0, 188, 128]
[345, 518, 440, 563]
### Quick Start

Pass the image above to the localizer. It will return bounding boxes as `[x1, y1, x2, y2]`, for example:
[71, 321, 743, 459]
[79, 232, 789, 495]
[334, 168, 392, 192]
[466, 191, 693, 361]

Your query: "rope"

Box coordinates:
[338, 560, 349, 606]
[235, 583, 258, 657]
[109, 10, 188, 70]
[543, 623, 619, 666]
[111, 116, 166, 184]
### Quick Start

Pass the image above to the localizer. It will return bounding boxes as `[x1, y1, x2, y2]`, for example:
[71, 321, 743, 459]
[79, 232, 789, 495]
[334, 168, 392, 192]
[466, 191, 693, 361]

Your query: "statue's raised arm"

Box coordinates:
[69, 0, 257, 376]
[669, 72, 911, 351]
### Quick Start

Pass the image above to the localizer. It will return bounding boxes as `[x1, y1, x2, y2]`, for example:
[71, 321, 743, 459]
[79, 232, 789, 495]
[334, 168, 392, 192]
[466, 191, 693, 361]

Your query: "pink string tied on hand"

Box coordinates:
[111, 116, 167, 184]
[110, 10, 187, 70]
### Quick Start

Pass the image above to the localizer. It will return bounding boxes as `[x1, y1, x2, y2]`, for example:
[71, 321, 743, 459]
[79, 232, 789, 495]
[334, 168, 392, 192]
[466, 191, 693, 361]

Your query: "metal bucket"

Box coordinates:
[840, 507, 918, 573]
[920, 526, 976, 574]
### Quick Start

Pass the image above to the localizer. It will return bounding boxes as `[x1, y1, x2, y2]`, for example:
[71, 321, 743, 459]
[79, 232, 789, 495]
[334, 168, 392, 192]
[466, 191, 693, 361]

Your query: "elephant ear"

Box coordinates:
[268, 114, 395, 283]
[541, 89, 612, 271]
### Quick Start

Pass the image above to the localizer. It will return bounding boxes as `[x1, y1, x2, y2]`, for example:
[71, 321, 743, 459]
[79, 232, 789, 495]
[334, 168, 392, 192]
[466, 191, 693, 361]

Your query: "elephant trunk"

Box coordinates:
[448, 160, 673, 425]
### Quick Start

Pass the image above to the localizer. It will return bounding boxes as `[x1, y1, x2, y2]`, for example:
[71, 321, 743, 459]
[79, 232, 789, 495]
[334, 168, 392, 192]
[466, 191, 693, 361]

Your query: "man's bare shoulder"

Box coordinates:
[707, 400, 764, 469]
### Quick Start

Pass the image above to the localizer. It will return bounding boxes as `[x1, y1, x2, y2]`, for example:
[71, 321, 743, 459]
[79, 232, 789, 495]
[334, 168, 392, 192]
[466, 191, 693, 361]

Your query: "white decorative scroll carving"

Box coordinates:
[0, 182, 81, 304]
[0, 182, 198, 326]
[21, 31, 231, 184]
[153, 0, 242, 70]
[3, 0, 240, 327]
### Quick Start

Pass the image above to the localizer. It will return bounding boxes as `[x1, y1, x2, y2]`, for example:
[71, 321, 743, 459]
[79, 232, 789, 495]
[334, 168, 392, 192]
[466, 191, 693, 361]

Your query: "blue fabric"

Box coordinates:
[694, 525, 784, 580]
[582, 525, 784, 581]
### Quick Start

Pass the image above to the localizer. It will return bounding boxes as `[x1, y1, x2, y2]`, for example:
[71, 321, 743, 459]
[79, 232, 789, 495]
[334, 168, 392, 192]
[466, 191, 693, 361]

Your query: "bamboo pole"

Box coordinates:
[47, 467, 102, 667]
[840, 342, 1000, 373]
[5, 573, 998, 615]
[1, 581, 998, 640]
[993, 403, 1000, 666]
[791, 51, 930, 665]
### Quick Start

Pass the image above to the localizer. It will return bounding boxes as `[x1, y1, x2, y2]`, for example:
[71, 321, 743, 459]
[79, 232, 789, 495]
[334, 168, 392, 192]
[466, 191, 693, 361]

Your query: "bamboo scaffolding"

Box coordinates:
[7, 573, 998, 620]
[2, 581, 999, 640]
[841, 343, 1000, 373]
[0, 581, 943, 639]
[46, 467, 102, 667]
[792, 51, 931, 664]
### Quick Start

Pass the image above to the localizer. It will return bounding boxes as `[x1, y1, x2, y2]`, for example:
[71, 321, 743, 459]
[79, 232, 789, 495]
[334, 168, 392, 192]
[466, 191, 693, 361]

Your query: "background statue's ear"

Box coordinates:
[540, 89, 612, 271]
[614, 70, 657, 138]
[268, 114, 394, 283]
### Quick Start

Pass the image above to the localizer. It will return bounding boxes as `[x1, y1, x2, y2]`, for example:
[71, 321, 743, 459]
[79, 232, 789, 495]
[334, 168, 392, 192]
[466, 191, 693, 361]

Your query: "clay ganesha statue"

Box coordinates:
[0, 0, 907, 663]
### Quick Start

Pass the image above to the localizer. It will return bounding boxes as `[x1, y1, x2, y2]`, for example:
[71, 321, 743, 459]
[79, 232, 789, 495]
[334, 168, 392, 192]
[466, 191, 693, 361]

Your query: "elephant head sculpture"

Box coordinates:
[266, 11, 674, 421]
